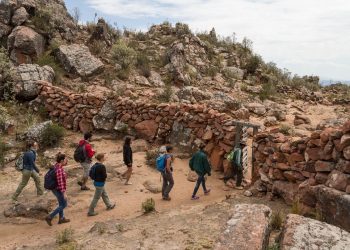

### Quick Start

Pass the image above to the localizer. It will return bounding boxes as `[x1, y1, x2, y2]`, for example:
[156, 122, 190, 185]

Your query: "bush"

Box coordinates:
[0, 139, 9, 168]
[136, 54, 151, 77]
[86, 21, 97, 33]
[89, 40, 105, 57]
[135, 31, 148, 41]
[259, 81, 277, 101]
[31, 9, 54, 33]
[268, 244, 280, 250]
[142, 198, 155, 213]
[40, 123, 65, 148]
[243, 55, 261, 75]
[145, 149, 158, 168]
[279, 124, 294, 136]
[157, 84, 173, 102]
[36, 53, 64, 84]
[207, 66, 219, 78]
[270, 211, 283, 230]
[56, 228, 75, 245]
[111, 40, 137, 70]
[291, 199, 302, 215]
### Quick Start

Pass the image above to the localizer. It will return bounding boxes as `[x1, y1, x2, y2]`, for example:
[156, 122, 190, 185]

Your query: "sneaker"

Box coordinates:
[58, 218, 70, 224]
[235, 186, 244, 190]
[191, 196, 200, 200]
[87, 212, 98, 217]
[45, 216, 52, 226]
[107, 203, 116, 210]
[162, 197, 171, 201]
[204, 189, 211, 195]
[81, 186, 91, 191]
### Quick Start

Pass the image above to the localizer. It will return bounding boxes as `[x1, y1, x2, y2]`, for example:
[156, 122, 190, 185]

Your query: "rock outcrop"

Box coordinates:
[4, 198, 55, 220]
[57, 44, 104, 77]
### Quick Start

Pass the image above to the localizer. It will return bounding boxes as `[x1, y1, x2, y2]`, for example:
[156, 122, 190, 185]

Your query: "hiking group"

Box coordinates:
[11, 132, 246, 226]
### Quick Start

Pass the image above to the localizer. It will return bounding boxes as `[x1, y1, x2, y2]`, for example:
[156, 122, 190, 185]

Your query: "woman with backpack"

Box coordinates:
[161, 146, 174, 201]
[87, 153, 116, 216]
[45, 153, 70, 226]
[122, 137, 133, 185]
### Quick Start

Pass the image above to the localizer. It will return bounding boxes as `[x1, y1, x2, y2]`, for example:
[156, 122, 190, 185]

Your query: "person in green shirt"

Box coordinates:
[189, 143, 211, 200]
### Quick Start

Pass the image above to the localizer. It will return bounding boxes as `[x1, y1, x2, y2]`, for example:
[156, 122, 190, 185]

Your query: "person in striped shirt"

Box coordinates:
[45, 153, 70, 226]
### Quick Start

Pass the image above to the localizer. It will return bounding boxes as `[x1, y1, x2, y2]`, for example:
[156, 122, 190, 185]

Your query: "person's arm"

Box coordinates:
[85, 144, 95, 159]
[126, 147, 132, 166]
[204, 156, 211, 176]
[166, 156, 171, 173]
[102, 165, 107, 180]
[31, 151, 40, 173]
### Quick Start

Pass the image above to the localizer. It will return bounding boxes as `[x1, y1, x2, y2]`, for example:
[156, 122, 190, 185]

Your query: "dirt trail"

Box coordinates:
[0, 136, 235, 249]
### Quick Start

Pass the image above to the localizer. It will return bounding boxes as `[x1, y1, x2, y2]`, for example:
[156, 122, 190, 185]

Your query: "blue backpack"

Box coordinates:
[44, 167, 57, 190]
[156, 154, 168, 172]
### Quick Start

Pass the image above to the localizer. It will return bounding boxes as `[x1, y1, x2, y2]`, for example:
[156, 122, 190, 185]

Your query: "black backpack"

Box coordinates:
[44, 167, 57, 190]
[74, 142, 86, 163]
[89, 164, 98, 180]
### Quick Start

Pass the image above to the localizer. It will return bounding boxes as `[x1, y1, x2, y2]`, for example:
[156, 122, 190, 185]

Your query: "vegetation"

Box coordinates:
[0, 47, 15, 100]
[0, 139, 9, 168]
[268, 243, 280, 250]
[111, 40, 137, 70]
[31, 8, 55, 33]
[89, 40, 105, 57]
[40, 123, 65, 148]
[56, 228, 75, 245]
[270, 211, 283, 230]
[157, 84, 173, 102]
[243, 55, 262, 75]
[136, 54, 151, 78]
[291, 199, 302, 215]
[259, 81, 277, 101]
[145, 149, 158, 168]
[36, 53, 64, 84]
[142, 198, 156, 213]
[279, 124, 295, 136]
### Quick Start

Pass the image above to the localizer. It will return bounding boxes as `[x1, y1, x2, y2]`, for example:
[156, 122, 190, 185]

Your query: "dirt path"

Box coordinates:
[0, 136, 235, 249]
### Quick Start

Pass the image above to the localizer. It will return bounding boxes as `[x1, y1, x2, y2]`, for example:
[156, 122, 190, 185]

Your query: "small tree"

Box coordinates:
[111, 40, 137, 70]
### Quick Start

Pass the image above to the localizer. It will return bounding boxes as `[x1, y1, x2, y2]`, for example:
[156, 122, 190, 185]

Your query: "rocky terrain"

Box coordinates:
[0, 0, 350, 249]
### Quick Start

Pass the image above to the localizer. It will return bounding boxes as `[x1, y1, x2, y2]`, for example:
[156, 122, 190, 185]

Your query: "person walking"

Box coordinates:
[45, 153, 70, 226]
[88, 153, 116, 216]
[122, 137, 133, 185]
[189, 143, 211, 200]
[77, 132, 95, 190]
[161, 146, 174, 201]
[12, 141, 43, 202]
[231, 141, 245, 190]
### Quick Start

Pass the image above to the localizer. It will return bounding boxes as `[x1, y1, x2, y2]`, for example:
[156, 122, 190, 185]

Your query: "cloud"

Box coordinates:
[85, 0, 350, 80]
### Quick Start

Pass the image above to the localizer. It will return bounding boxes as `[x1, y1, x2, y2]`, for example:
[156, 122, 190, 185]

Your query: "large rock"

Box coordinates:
[0, 22, 12, 39]
[4, 198, 55, 219]
[92, 100, 117, 130]
[223, 66, 244, 80]
[7, 26, 45, 64]
[176, 86, 213, 102]
[134, 120, 158, 141]
[168, 120, 193, 151]
[11, 6, 29, 26]
[281, 214, 350, 250]
[215, 204, 271, 250]
[326, 170, 350, 192]
[0, 1, 13, 24]
[316, 118, 347, 130]
[57, 44, 104, 77]
[24, 120, 52, 141]
[272, 181, 299, 205]
[143, 180, 161, 193]
[245, 103, 266, 116]
[13, 64, 54, 100]
[148, 71, 164, 87]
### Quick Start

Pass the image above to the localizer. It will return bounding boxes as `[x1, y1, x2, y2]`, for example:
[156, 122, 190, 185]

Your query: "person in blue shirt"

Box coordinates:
[12, 141, 44, 202]
[88, 153, 116, 216]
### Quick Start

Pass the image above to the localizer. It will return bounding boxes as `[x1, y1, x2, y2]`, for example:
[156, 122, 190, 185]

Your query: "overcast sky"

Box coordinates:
[65, 0, 350, 81]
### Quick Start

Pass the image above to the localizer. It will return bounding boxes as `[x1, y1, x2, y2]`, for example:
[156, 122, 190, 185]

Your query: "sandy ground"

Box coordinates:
[0, 134, 241, 249]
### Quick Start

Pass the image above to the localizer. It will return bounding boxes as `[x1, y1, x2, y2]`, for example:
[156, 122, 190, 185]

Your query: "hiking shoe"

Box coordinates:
[81, 186, 90, 191]
[204, 189, 211, 195]
[107, 203, 116, 210]
[162, 197, 171, 201]
[191, 196, 200, 200]
[77, 181, 83, 186]
[88, 212, 98, 217]
[45, 216, 52, 226]
[58, 218, 70, 224]
[235, 186, 244, 190]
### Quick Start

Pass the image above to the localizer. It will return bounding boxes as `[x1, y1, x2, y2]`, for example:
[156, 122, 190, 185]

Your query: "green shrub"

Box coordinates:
[89, 40, 105, 57]
[117, 68, 131, 80]
[111, 40, 137, 70]
[157, 84, 173, 102]
[243, 55, 261, 75]
[31, 9, 54, 33]
[268, 243, 280, 250]
[0, 139, 9, 168]
[279, 124, 294, 136]
[136, 54, 151, 77]
[291, 199, 302, 215]
[56, 228, 75, 245]
[145, 149, 158, 168]
[135, 31, 148, 41]
[40, 123, 65, 148]
[270, 211, 283, 230]
[207, 66, 219, 78]
[36, 53, 64, 84]
[259, 81, 277, 101]
[142, 198, 155, 213]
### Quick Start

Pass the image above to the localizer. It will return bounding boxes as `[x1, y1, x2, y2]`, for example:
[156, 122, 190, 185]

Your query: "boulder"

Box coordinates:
[13, 64, 54, 100]
[264, 116, 278, 127]
[0, 1, 13, 24]
[11, 7, 29, 26]
[294, 115, 311, 125]
[272, 181, 299, 205]
[316, 118, 347, 130]
[168, 121, 193, 152]
[143, 180, 161, 193]
[315, 173, 329, 184]
[223, 66, 244, 80]
[343, 146, 350, 160]
[326, 170, 350, 192]
[7, 26, 45, 64]
[215, 204, 271, 250]
[148, 71, 164, 87]
[4, 198, 55, 219]
[0, 22, 12, 39]
[340, 134, 350, 150]
[134, 120, 158, 141]
[210, 147, 224, 171]
[92, 100, 117, 131]
[336, 159, 350, 174]
[245, 103, 266, 116]
[315, 160, 335, 172]
[176, 86, 213, 102]
[134, 75, 151, 86]
[280, 214, 350, 250]
[57, 44, 104, 77]
[24, 120, 52, 141]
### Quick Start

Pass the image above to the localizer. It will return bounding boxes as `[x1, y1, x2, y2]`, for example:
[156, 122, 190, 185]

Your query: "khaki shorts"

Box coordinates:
[81, 162, 92, 178]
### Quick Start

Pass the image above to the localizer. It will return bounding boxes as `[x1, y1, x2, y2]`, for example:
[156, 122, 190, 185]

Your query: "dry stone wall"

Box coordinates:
[253, 121, 350, 231]
[32, 81, 243, 171]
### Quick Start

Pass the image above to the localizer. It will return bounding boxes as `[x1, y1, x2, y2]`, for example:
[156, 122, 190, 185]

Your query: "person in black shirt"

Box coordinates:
[122, 137, 133, 185]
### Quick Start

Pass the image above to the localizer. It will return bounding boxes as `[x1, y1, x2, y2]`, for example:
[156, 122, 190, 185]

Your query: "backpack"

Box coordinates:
[74, 142, 86, 163]
[89, 164, 97, 180]
[15, 153, 24, 171]
[156, 154, 168, 172]
[226, 150, 235, 162]
[232, 148, 242, 168]
[44, 167, 57, 190]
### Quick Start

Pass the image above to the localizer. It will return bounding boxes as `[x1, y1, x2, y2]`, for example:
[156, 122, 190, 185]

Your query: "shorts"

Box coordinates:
[81, 162, 92, 178]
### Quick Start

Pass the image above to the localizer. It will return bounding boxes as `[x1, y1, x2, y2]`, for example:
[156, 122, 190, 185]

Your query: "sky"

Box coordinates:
[64, 0, 350, 82]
